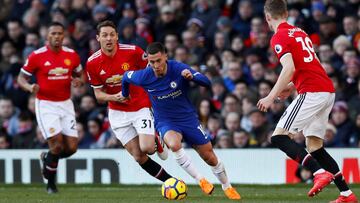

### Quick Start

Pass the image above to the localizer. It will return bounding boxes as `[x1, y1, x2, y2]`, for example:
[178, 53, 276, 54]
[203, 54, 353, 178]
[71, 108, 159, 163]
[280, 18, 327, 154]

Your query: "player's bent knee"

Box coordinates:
[272, 128, 290, 137]
[305, 136, 323, 153]
[50, 146, 63, 155]
[140, 144, 155, 155]
[167, 142, 182, 152]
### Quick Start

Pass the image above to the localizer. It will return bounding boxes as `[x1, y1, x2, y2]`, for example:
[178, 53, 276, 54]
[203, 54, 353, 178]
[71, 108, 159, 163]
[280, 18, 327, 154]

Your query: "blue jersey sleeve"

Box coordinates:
[188, 67, 211, 88]
[122, 70, 144, 97]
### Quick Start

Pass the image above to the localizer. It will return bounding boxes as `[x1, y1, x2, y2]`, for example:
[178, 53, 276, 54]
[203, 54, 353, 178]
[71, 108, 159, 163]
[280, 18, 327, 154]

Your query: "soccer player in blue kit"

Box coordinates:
[120, 42, 240, 200]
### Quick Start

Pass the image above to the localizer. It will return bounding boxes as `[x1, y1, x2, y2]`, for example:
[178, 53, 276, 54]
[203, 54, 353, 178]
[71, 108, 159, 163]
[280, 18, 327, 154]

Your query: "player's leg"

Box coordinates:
[272, 93, 333, 197]
[304, 94, 357, 202]
[42, 134, 63, 193]
[193, 142, 241, 200]
[134, 108, 167, 160]
[61, 136, 78, 158]
[108, 109, 172, 182]
[59, 105, 78, 158]
[35, 99, 62, 193]
[123, 136, 172, 182]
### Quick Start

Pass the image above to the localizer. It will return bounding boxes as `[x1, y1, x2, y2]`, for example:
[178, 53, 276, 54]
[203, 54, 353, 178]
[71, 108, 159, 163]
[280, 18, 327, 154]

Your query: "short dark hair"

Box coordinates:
[146, 42, 167, 54]
[96, 20, 117, 34]
[49, 21, 65, 30]
[264, 0, 287, 19]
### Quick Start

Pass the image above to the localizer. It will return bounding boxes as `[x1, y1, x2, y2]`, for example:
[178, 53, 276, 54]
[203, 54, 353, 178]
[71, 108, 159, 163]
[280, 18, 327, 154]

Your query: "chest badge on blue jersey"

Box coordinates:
[170, 81, 177, 89]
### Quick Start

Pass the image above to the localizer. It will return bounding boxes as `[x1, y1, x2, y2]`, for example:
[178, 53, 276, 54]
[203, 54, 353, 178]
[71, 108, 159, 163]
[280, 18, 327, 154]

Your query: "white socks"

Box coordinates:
[174, 148, 203, 181]
[340, 190, 352, 197]
[313, 168, 325, 176]
[211, 160, 231, 190]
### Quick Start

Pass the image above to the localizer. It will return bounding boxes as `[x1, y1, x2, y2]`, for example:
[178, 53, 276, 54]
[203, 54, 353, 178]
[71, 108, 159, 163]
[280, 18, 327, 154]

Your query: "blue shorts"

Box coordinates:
[156, 119, 210, 146]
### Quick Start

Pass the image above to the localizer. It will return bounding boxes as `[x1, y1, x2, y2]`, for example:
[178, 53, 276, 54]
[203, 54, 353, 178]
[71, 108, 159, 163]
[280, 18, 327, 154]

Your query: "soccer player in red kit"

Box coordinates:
[258, 1, 358, 202]
[17, 22, 83, 194]
[86, 20, 172, 183]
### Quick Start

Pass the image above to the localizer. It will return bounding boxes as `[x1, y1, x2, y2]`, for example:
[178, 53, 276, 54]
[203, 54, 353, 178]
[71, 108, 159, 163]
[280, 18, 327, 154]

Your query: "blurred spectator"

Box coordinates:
[191, 0, 220, 40]
[164, 33, 179, 59]
[223, 60, 244, 92]
[77, 122, 93, 149]
[233, 130, 253, 148]
[135, 17, 153, 44]
[197, 98, 217, 128]
[6, 19, 25, 54]
[12, 111, 36, 148]
[0, 97, 20, 136]
[206, 113, 222, 145]
[118, 18, 147, 49]
[248, 108, 270, 145]
[216, 129, 233, 148]
[211, 77, 226, 109]
[174, 45, 190, 64]
[33, 126, 47, 149]
[348, 80, 360, 120]
[232, 0, 253, 38]
[0, 128, 10, 149]
[343, 15, 359, 42]
[221, 94, 241, 118]
[330, 101, 359, 147]
[224, 112, 240, 134]
[154, 5, 184, 42]
[324, 123, 338, 147]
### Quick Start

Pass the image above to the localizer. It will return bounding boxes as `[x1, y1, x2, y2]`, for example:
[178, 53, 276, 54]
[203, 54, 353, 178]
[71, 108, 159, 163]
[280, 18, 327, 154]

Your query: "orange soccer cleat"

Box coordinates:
[199, 178, 214, 195]
[224, 187, 241, 200]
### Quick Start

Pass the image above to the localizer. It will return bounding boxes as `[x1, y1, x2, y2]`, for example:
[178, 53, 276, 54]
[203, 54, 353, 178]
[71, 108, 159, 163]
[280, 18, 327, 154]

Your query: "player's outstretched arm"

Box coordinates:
[257, 54, 295, 112]
[182, 69, 211, 87]
[93, 88, 125, 103]
[17, 72, 39, 94]
[121, 70, 143, 98]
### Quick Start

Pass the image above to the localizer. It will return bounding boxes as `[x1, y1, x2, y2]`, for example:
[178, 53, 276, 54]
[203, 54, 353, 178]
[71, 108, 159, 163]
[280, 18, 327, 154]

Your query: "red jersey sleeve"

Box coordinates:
[21, 52, 38, 76]
[134, 46, 148, 70]
[72, 53, 82, 73]
[86, 61, 103, 88]
[271, 33, 291, 61]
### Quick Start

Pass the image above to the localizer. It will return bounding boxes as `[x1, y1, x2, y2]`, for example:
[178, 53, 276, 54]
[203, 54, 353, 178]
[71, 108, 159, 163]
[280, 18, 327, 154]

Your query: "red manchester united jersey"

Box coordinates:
[86, 44, 150, 111]
[21, 45, 82, 101]
[271, 22, 335, 94]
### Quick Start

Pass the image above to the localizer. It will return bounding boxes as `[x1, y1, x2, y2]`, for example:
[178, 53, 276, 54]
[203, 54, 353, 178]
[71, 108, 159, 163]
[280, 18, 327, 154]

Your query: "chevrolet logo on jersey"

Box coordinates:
[48, 67, 69, 75]
[105, 74, 123, 85]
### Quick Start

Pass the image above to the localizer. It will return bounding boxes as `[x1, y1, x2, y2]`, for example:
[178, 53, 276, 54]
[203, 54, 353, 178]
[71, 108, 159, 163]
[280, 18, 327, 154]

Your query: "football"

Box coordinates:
[161, 177, 187, 200]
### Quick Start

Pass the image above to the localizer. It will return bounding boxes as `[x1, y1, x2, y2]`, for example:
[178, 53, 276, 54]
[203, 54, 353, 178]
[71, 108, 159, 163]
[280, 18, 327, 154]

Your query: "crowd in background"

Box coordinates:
[0, 0, 359, 149]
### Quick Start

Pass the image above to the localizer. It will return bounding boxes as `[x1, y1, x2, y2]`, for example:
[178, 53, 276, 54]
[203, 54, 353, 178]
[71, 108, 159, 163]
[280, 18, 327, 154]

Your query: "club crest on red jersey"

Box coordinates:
[121, 63, 130, 71]
[64, 58, 71, 66]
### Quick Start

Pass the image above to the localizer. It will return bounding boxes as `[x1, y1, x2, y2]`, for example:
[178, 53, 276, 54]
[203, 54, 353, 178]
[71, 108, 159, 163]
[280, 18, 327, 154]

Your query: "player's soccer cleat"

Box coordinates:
[308, 171, 334, 197]
[46, 181, 58, 194]
[198, 178, 214, 195]
[329, 193, 358, 203]
[224, 187, 241, 200]
[155, 132, 168, 160]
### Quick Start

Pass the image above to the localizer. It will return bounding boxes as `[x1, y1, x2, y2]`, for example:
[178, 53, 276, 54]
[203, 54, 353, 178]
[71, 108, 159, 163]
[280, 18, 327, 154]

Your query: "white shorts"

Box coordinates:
[108, 107, 155, 145]
[35, 98, 78, 139]
[276, 92, 335, 139]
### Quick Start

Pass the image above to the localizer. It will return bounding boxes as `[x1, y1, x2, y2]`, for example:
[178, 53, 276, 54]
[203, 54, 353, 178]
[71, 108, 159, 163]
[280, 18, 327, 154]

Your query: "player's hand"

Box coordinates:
[72, 77, 83, 87]
[257, 95, 274, 112]
[113, 92, 129, 103]
[181, 69, 193, 80]
[278, 88, 292, 100]
[29, 84, 39, 94]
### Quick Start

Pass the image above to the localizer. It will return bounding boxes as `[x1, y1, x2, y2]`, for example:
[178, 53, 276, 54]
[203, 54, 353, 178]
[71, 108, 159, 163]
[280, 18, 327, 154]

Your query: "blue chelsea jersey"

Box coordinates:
[122, 60, 211, 122]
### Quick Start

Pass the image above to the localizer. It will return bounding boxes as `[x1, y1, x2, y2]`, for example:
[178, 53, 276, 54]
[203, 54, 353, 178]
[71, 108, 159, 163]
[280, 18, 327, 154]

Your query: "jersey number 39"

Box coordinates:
[295, 36, 315, 63]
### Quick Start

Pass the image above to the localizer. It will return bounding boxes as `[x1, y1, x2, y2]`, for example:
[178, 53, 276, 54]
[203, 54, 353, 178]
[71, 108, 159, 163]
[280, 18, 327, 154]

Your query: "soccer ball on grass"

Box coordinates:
[161, 177, 187, 200]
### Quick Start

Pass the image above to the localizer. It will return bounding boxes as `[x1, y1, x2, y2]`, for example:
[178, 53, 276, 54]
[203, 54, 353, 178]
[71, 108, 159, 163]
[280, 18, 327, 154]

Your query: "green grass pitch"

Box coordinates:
[0, 184, 359, 203]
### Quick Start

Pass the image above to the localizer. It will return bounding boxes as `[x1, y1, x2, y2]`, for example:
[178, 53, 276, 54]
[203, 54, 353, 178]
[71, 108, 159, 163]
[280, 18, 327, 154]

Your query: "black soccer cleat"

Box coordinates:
[46, 182, 58, 194]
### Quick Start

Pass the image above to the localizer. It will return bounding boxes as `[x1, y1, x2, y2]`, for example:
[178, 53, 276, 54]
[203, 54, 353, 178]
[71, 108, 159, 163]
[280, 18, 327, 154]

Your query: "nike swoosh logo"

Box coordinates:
[148, 89, 156, 92]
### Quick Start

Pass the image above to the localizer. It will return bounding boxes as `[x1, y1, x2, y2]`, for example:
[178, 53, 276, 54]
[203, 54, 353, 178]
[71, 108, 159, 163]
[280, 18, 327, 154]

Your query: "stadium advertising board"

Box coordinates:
[0, 149, 358, 184]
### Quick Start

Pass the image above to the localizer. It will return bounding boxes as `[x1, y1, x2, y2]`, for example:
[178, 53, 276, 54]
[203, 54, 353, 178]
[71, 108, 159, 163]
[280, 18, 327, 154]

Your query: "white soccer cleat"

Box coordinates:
[155, 132, 168, 160]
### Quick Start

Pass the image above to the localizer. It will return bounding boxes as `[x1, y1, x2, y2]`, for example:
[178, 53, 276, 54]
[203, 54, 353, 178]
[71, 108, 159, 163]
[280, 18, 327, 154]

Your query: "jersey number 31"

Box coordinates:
[296, 36, 315, 63]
